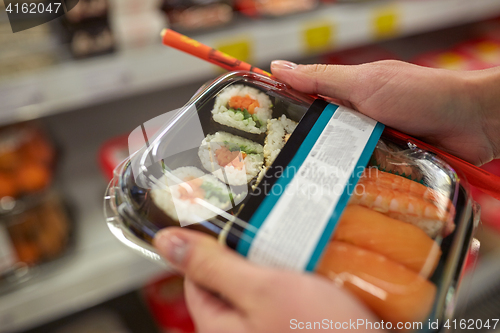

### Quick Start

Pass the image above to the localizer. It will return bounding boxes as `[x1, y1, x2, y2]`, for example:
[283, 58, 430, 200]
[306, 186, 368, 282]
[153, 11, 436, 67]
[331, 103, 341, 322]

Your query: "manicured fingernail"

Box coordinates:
[155, 230, 189, 266]
[271, 60, 298, 70]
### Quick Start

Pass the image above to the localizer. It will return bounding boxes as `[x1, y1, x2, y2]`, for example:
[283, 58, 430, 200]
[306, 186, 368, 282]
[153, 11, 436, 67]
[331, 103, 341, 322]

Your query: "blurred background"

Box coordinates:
[1, 0, 500, 332]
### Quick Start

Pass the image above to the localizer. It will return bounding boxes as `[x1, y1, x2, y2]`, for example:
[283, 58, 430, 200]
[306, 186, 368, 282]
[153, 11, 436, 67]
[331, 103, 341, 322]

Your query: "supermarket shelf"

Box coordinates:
[0, 175, 166, 333]
[2, 0, 500, 126]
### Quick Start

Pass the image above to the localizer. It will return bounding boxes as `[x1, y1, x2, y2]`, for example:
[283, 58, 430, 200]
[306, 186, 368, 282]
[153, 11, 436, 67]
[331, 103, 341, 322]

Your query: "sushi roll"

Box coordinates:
[264, 115, 298, 167]
[212, 85, 273, 134]
[151, 166, 235, 226]
[199, 132, 264, 185]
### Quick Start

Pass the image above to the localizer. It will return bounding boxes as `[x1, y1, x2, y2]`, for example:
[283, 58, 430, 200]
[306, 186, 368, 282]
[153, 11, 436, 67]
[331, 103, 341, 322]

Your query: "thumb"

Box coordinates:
[271, 60, 361, 102]
[153, 227, 266, 309]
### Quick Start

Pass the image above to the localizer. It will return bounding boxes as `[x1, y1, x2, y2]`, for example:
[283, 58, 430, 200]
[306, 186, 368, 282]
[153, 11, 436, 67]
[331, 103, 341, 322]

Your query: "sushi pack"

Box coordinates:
[104, 71, 479, 331]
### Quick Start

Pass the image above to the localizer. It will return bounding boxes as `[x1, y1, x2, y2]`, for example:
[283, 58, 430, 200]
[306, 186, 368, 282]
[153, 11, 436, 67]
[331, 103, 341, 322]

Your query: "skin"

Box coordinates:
[270, 60, 500, 166]
[154, 228, 381, 333]
[154, 61, 500, 332]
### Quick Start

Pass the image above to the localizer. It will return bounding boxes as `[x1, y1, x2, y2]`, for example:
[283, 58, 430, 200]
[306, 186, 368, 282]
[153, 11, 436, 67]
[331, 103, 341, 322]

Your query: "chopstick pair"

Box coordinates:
[161, 28, 500, 201]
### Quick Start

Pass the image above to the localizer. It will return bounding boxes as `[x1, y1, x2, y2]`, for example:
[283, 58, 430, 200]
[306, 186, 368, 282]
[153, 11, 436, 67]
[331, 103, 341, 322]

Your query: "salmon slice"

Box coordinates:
[215, 146, 247, 170]
[334, 205, 442, 277]
[228, 94, 260, 114]
[178, 177, 205, 202]
[351, 169, 456, 238]
[317, 241, 436, 326]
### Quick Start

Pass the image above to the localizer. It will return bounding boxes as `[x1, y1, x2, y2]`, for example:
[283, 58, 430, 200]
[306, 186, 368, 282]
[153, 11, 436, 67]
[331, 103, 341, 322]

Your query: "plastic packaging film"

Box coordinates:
[104, 71, 478, 330]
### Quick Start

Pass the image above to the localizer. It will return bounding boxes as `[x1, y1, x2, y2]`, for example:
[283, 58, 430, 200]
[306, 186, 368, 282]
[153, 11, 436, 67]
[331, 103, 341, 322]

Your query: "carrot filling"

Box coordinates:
[178, 177, 205, 202]
[215, 146, 247, 170]
[228, 95, 260, 114]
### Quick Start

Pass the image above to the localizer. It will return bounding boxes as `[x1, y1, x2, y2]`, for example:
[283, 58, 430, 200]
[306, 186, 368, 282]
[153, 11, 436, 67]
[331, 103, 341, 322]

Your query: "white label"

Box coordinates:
[247, 106, 378, 271]
[0, 225, 16, 275]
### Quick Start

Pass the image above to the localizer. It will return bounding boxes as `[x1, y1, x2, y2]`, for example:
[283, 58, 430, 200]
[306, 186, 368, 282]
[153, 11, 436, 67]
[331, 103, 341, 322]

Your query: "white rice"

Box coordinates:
[252, 166, 268, 190]
[199, 131, 264, 185]
[151, 166, 234, 226]
[264, 115, 298, 167]
[212, 85, 273, 134]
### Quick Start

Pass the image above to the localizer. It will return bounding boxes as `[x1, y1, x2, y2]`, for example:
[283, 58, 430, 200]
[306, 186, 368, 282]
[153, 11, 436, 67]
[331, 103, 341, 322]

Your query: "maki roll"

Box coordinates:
[264, 115, 298, 166]
[199, 132, 264, 185]
[212, 85, 273, 134]
[151, 166, 235, 226]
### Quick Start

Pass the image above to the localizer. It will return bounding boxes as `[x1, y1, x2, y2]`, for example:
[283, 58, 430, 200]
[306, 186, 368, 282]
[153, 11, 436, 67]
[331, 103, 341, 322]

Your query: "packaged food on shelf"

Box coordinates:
[0, 192, 73, 293]
[235, 0, 318, 18]
[161, 0, 233, 32]
[64, 0, 109, 24]
[104, 71, 479, 330]
[0, 122, 55, 199]
[70, 22, 115, 58]
[58, 0, 116, 59]
[109, 0, 162, 16]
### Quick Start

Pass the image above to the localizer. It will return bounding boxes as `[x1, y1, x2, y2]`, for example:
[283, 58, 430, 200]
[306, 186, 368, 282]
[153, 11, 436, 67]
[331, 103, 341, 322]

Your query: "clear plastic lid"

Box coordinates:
[104, 71, 479, 329]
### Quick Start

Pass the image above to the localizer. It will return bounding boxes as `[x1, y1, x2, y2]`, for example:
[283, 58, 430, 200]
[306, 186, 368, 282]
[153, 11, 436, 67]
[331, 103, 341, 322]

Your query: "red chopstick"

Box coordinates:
[161, 29, 271, 77]
[161, 28, 500, 201]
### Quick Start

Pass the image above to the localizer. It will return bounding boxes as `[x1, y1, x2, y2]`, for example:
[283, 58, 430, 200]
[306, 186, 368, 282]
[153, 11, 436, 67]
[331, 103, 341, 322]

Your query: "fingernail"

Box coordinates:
[155, 230, 189, 266]
[271, 60, 298, 70]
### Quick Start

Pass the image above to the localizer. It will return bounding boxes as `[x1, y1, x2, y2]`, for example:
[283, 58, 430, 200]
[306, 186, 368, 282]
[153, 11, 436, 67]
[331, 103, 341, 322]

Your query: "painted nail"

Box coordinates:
[271, 60, 298, 70]
[156, 231, 189, 266]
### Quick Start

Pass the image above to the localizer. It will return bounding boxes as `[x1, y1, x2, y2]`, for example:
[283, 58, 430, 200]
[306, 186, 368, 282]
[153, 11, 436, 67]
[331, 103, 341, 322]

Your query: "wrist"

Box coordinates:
[464, 67, 500, 161]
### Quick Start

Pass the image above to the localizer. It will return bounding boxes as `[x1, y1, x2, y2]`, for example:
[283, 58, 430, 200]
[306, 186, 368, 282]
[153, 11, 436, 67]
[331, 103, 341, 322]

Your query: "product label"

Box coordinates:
[0, 225, 16, 275]
[237, 104, 384, 271]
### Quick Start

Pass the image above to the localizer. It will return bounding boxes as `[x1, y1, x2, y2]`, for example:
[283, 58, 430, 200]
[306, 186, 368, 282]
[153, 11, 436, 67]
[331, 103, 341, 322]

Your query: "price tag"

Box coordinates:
[215, 38, 252, 65]
[303, 21, 334, 53]
[372, 5, 400, 39]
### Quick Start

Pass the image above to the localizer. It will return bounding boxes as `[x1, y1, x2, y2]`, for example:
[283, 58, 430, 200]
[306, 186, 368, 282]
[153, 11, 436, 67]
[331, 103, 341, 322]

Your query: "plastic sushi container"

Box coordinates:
[0, 122, 74, 292]
[0, 191, 73, 294]
[105, 70, 479, 330]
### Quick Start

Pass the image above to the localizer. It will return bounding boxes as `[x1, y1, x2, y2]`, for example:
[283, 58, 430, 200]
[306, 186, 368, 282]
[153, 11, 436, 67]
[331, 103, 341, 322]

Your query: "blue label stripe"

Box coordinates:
[236, 104, 385, 272]
[236, 104, 339, 256]
[305, 121, 385, 271]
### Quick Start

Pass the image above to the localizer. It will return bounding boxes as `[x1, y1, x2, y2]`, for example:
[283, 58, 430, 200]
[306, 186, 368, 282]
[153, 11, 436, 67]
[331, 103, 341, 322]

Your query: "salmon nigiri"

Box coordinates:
[350, 168, 455, 238]
[317, 241, 436, 326]
[334, 205, 442, 277]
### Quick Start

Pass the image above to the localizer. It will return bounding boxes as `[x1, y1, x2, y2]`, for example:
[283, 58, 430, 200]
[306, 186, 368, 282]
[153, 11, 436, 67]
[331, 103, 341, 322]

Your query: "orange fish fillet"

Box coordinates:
[351, 169, 455, 238]
[334, 205, 442, 277]
[317, 241, 436, 326]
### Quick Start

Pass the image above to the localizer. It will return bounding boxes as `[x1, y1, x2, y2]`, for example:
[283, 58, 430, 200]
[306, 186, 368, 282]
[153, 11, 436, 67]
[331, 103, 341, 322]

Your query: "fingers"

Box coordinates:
[271, 60, 360, 101]
[185, 279, 246, 333]
[154, 227, 267, 309]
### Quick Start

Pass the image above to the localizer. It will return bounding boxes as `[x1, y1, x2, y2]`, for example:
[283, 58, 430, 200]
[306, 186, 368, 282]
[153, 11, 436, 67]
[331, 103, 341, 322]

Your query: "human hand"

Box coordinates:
[154, 228, 381, 333]
[271, 60, 500, 166]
